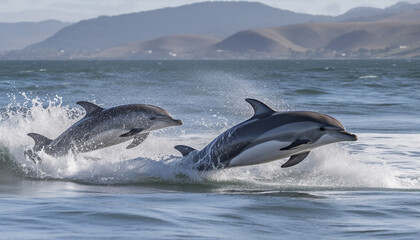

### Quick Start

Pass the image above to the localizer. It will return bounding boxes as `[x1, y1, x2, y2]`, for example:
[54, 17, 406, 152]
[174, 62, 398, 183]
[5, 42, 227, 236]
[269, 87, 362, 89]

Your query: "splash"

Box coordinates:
[0, 95, 419, 189]
[206, 142, 420, 189]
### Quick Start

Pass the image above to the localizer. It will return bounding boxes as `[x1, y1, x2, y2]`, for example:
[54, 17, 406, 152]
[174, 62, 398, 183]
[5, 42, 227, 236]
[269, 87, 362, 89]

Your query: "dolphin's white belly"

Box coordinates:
[228, 141, 292, 167]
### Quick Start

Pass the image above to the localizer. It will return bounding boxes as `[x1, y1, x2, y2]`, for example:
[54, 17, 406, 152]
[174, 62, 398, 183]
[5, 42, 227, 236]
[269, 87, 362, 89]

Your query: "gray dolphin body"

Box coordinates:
[175, 99, 357, 171]
[27, 101, 182, 158]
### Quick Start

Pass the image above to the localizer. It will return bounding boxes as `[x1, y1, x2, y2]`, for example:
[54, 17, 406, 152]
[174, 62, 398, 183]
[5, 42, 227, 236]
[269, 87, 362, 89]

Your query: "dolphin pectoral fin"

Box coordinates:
[77, 101, 104, 117]
[174, 145, 196, 157]
[126, 133, 149, 149]
[27, 133, 53, 152]
[281, 151, 310, 168]
[245, 99, 276, 119]
[280, 139, 311, 151]
[120, 128, 144, 137]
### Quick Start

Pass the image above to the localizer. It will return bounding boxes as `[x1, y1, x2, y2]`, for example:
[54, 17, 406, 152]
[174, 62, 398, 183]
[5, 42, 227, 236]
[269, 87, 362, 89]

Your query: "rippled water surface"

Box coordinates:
[0, 60, 419, 239]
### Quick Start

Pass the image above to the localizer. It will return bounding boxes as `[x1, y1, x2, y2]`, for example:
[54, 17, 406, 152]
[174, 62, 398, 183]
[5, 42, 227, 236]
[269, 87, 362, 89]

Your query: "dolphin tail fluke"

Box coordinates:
[23, 149, 42, 164]
[174, 145, 196, 157]
[281, 151, 310, 168]
[27, 133, 52, 152]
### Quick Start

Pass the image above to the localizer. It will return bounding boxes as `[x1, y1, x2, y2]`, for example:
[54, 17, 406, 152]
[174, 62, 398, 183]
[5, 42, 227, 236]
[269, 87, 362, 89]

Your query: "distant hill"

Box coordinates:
[211, 21, 420, 58]
[336, 7, 384, 22]
[92, 34, 220, 59]
[335, 1, 420, 22]
[24, 1, 331, 53]
[213, 28, 306, 54]
[0, 20, 70, 52]
[378, 10, 420, 23]
[88, 20, 420, 60]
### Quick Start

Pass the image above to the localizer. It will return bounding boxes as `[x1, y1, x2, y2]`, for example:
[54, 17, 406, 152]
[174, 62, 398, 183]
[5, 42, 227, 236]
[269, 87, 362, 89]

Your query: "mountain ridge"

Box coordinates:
[26, 1, 331, 52]
[92, 19, 420, 59]
[2, 1, 420, 59]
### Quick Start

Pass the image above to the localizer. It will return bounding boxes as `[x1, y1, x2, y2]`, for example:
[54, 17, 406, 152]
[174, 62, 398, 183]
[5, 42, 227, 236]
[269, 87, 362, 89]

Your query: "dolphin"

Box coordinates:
[26, 101, 182, 159]
[174, 98, 357, 171]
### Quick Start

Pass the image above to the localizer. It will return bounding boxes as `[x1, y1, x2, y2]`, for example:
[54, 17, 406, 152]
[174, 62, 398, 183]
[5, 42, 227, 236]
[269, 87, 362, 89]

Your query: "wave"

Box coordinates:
[303, 67, 335, 72]
[359, 75, 378, 79]
[293, 89, 329, 95]
[0, 95, 419, 190]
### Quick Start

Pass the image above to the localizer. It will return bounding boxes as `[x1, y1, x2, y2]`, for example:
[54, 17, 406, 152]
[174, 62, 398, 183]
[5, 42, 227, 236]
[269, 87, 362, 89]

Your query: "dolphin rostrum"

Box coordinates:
[174, 98, 357, 171]
[26, 101, 182, 159]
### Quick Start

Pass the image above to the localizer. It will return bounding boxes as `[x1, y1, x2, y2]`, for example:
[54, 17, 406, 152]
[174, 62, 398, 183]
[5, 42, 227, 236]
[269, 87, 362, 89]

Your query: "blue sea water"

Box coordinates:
[0, 60, 420, 239]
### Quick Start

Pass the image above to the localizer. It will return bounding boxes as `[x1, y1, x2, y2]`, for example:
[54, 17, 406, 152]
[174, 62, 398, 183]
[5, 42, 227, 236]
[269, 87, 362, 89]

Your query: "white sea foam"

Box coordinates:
[359, 75, 378, 79]
[0, 96, 419, 189]
[208, 140, 420, 189]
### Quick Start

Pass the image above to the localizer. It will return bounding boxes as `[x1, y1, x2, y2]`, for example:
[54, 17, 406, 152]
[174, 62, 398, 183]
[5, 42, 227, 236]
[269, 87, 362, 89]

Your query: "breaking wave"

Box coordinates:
[0, 95, 419, 190]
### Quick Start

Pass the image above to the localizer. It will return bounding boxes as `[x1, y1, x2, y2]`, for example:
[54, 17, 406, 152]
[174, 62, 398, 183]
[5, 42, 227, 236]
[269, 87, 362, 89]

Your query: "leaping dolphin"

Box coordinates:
[175, 98, 357, 171]
[26, 101, 182, 159]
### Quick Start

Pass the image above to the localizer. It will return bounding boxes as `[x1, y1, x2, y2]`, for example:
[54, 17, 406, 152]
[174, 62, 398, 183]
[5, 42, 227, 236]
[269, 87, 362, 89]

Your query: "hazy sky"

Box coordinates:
[1, 0, 420, 23]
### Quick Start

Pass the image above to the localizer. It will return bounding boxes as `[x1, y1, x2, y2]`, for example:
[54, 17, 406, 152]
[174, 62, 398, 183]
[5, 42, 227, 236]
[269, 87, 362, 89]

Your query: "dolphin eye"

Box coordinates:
[150, 116, 156, 120]
[320, 127, 326, 131]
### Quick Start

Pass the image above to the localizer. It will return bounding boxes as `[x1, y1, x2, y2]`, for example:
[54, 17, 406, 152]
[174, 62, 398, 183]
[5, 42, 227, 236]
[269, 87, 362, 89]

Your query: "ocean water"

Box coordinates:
[0, 60, 419, 239]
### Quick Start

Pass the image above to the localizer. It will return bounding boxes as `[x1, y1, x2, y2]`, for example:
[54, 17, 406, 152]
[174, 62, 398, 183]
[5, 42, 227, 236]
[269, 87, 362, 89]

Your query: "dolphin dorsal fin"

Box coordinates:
[27, 133, 53, 152]
[77, 101, 104, 117]
[245, 98, 275, 119]
[174, 145, 196, 157]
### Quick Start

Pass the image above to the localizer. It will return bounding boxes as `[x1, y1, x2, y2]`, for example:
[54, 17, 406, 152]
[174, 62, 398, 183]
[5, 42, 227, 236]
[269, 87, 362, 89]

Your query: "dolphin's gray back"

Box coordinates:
[105, 104, 172, 117]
